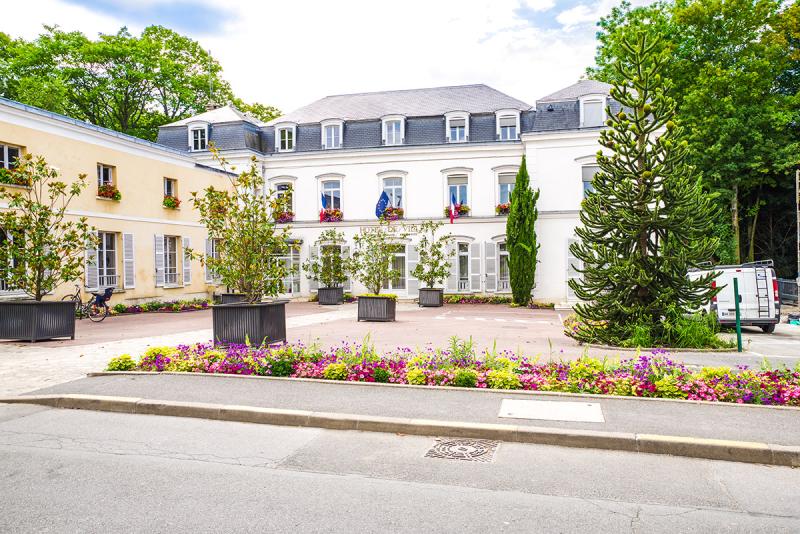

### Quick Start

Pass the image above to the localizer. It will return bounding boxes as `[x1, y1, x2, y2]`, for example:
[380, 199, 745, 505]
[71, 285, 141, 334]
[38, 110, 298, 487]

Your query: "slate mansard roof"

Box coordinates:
[155, 80, 615, 154]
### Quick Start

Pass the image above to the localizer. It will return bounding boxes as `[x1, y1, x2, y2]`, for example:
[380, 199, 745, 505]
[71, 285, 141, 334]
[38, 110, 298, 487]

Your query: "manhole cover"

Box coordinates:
[424, 439, 499, 462]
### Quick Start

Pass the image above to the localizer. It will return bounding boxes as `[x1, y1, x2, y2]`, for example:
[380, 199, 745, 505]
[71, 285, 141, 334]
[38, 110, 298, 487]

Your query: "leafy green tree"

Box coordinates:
[0, 153, 97, 301]
[505, 155, 539, 306]
[303, 229, 350, 289]
[589, 0, 800, 272]
[348, 222, 410, 295]
[570, 32, 719, 345]
[0, 26, 280, 141]
[190, 150, 291, 303]
[411, 220, 453, 288]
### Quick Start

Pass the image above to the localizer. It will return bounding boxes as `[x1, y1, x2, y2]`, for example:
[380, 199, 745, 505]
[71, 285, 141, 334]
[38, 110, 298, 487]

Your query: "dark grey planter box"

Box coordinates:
[357, 296, 396, 322]
[418, 288, 444, 307]
[0, 300, 75, 342]
[212, 300, 287, 346]
[220, 293, 247, 305]
[317, 287, 343, 305]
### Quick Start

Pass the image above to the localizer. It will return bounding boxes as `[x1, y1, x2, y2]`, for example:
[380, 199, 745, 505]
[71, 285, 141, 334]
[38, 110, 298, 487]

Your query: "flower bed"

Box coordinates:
[106, 342, 800, 406]
[320, 208, 343, 222]
[163, 195, 181, 209]
[444, 294, 554, 308]
[381, 206, 404, 220]
[97, 184, 121, 200]
[111, 298, 209, 315]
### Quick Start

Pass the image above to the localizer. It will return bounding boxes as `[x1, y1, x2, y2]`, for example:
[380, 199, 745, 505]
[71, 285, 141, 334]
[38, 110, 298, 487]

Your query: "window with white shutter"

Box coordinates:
[407, 245, 419, 297]
[85, 232, 99, 289]
[469, 242, 481, 292]
[182, 237, 192, 286]
[154, 234, 165, 287]
[484, 242, 497, 292]
[122, 233, 135, 289]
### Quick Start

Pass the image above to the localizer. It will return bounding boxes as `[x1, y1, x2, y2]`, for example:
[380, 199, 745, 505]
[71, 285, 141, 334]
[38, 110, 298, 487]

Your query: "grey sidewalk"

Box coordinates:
[28, 373, 800, 446]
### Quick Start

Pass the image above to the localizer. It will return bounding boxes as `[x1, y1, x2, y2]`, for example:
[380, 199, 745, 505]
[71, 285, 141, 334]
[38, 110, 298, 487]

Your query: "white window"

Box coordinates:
[321, 120, 343, 149]
[447, 175, 468, 205]
[383, 177, 403, 208]
[97, 231, 118, 287]
[580, 96, 606, 127]
[498, 173, 515, 204]
[498, 242, 510, 292]
[275, 123, 296, 152]
[383, 244, 406, 291]
[445, 112, 469, 143]
[382, 116, 405, 145]
[279, 245, 301, 294]
[97, 164, 114, 186]
[457, 242, 470, 291]
[321, 180, 341, 210]
[582, 165, 600, 197]
[164, 236, 179, 285]
[164, 177, 177, 198]
[190, 127, 207, 151]
[495, 110, 520, 140]
[0, 144, 21, 169]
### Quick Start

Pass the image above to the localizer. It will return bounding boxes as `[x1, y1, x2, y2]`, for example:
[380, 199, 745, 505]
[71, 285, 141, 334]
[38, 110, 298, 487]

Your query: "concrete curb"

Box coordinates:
[1, 394, 797, 467]
[86, 371, 800, 412]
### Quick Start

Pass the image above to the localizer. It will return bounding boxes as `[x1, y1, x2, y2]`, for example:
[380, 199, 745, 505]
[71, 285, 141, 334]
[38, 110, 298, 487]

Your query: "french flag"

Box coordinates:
[319, 192, 327, 222]
[449, 192, 458, 224]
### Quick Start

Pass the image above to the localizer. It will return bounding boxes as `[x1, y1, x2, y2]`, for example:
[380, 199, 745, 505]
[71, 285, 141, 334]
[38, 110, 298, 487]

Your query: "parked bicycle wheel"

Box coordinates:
[88, 304, 108, 322]
[61, 294, 80, 315]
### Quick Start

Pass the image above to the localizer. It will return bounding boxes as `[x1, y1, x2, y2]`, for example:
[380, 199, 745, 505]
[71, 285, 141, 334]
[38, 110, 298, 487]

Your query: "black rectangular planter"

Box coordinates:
[212, 300, 287, 346]
[317, 287, 343, 305]
[357, 296, 396, 322]
[418, 288, 444, 307]
[0, 300, 76, 342]
[219, 293, 247, 305]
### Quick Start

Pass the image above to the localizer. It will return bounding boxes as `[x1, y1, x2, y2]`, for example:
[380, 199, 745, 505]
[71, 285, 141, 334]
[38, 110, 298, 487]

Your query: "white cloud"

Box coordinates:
[4, 0, 632, 113]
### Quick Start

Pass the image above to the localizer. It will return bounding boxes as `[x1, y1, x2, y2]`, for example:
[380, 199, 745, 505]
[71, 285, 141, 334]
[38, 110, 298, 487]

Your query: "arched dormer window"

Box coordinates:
[579, 94, 607, 128]
[321, 119, 344, 149]
[381, 115, 405, 146]
[445, 111, 469, 143]
[187, 121, 208, 151]
[495, 109, 520, 141]
[273, 122, 297, 152]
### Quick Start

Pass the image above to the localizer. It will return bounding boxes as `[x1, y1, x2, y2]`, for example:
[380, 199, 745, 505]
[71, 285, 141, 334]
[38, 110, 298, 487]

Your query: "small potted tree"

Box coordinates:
[191, 149, 291, 345]
[348, 222, 409, 322]
[0, 154, 96, 341]
[303, 229, 349, 305]
[411, 220, 452, 307]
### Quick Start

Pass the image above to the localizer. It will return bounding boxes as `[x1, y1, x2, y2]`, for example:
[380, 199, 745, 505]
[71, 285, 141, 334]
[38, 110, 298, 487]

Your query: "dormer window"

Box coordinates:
[188, 123, 208, 151]
[495, 110, 520, 140]
[321, 119, 343, 149]
[382, 115, 405, 146]
[274, 122, 296, 152]
[580, 95, 606, 127]
[445, 112, 469, 143]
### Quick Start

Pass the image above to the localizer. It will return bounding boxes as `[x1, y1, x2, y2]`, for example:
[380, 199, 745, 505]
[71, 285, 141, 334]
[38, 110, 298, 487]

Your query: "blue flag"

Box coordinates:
[375, 190, 390, 218]
[320, 192, 327, 210]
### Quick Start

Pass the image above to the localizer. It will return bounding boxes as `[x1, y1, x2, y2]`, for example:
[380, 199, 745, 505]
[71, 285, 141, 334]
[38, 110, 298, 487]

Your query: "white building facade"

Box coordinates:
[157, 81, 615, 305]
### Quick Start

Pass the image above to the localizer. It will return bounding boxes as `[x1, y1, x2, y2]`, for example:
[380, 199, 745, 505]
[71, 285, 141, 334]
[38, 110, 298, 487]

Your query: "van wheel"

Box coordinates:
[761, 324, 776, 334]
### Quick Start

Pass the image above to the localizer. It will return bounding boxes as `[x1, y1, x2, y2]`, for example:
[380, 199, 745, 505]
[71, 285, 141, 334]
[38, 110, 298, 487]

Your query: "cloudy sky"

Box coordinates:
[5, 0, 646, 114]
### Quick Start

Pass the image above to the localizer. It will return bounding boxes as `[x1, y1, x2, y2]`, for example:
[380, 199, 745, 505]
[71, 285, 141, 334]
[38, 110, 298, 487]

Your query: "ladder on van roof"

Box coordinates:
[755, 266, 771, 318]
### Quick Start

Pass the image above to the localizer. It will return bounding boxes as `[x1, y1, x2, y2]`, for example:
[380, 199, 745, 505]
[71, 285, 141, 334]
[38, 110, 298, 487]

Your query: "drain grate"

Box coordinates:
[424, 438, 499, 462]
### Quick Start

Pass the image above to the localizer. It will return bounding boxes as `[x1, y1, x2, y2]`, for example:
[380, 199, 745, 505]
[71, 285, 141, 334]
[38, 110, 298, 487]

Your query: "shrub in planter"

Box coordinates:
[190, 149, 292, 345]
[411, 220, 452, 307]
[97, 184, 121, 200]
[348, 221, 409, 322]
[0, 153, 96, 341]
[162, 194, 181, 209]
[303, 229, 350, 305]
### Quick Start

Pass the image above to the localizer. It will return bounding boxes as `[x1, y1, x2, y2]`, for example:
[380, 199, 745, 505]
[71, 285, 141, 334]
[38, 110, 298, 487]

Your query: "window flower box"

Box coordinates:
[496, 203, 510, 215]
[320, 208, 343, 222]
[381, 206, 404, 221]
[97, 184, 121, 201]
[443, 204, 470, 217]
[274, 211, 294, 223]
[0, 167, 30, 187]
[163, 194, 181, 209]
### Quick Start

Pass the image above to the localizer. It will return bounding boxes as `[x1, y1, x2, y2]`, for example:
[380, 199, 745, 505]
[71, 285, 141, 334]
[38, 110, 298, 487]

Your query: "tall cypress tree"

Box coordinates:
[570, 32, 719, 345]
[506, 155, 540, 306]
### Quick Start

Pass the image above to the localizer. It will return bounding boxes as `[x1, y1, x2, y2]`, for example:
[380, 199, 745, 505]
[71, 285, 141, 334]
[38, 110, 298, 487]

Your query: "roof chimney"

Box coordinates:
[205, 101, 221, 112]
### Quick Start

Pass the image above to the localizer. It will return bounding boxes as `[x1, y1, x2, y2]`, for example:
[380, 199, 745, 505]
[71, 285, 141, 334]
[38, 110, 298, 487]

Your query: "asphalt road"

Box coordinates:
[1, 404, 798, 533]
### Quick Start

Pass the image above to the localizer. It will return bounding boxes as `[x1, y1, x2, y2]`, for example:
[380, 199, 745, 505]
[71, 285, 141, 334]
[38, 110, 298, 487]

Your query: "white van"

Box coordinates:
[688, 260, 781, 333]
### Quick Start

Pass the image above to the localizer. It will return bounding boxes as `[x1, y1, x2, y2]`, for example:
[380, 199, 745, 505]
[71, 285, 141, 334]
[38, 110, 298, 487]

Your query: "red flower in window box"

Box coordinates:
[97, 184, 122, 201]
[381, 206, 404, 221]
[495, 203, 510, 215]
[275, 211, 295, 223]
[443, 204, 470, 217]
[320, 208, 343, 222]
[163, 195, 181, 209]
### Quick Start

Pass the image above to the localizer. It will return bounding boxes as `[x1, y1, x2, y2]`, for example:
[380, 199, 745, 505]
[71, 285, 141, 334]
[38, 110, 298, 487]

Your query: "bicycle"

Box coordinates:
[61, 284, 113, 322]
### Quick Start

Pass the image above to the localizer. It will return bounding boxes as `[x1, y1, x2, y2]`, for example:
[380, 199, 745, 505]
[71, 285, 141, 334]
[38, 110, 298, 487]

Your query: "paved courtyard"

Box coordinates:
[1, 301, 799, 395]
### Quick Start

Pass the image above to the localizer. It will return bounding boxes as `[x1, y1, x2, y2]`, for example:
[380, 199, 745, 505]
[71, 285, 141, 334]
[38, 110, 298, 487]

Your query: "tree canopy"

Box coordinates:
[589, 0, 800, 275]
[0, 25, 280, 141]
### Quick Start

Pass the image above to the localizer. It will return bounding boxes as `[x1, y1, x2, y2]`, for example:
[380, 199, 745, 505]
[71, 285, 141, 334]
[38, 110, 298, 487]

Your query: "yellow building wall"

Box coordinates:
[0, 113, 231, 305]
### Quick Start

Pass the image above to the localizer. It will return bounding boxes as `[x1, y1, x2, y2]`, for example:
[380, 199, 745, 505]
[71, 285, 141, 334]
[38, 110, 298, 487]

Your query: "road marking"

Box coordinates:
[494, 318, 507, 322]
[514, 319, 527, 324]
[498, 399, 605, 423]
[474, 317, 486, 321]
[455, 317, 466, 321]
